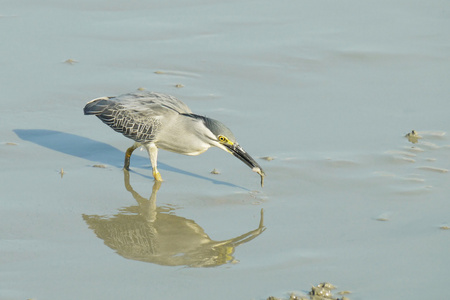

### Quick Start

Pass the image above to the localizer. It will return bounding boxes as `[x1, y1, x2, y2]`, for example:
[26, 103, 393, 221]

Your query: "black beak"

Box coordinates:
[225, 143, 265, 187]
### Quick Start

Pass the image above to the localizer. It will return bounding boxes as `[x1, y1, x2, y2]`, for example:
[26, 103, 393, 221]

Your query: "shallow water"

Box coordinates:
[2, 0, 450, 299]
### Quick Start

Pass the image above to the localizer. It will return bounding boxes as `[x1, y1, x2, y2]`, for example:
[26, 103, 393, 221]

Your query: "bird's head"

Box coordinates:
[202, 117, 266, 187]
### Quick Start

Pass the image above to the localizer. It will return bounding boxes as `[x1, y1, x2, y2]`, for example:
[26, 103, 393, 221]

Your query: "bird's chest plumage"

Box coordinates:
[154, 116, 213, 155]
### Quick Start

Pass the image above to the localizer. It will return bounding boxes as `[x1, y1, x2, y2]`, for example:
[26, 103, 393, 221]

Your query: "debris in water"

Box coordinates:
[266, 282, 351, 300]
[376, 212, 391, 221]
[337, 291, 351, 295]
[64, 58, 77, 64]
[93, 164, 107, 168]
[261, 156, 275, 161]
[405, 130, 421, 144]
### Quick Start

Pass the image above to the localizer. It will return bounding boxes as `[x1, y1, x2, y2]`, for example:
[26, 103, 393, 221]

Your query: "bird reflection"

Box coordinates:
[82, 170, 265, 267]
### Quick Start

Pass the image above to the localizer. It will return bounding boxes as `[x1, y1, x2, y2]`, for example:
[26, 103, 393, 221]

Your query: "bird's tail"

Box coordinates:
[83, 97, 112, 115]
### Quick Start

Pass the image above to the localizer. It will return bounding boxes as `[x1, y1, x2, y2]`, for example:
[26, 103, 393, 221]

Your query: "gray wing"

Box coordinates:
[84, 91, 192, 142]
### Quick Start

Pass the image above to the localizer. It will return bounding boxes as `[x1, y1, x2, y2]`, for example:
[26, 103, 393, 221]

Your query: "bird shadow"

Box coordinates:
[13, 129, 245, 189]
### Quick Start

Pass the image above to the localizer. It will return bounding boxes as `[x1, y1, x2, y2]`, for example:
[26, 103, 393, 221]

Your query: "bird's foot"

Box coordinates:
[153, 170, 163, 181]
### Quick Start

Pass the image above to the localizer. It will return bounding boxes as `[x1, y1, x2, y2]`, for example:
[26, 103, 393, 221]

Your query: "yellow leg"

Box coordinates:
[124, 142, 140, 170]
[145, 143, 163, 181]
[153, 170, 163, 181]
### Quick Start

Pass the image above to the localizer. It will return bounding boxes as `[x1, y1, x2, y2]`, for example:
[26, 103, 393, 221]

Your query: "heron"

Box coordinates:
[83, 91, 265, 186]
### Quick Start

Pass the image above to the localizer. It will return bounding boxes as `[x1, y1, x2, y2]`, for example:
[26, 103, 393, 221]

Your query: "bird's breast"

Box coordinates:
[155, 139, 211, 156]
[153, 113, 214, 156]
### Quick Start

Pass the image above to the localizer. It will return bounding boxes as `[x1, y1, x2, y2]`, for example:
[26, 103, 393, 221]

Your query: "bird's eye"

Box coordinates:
[218, 135, 228, 143]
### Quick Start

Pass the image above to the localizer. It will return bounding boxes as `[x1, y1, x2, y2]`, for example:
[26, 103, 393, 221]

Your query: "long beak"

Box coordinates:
[225, 143, 265, 187]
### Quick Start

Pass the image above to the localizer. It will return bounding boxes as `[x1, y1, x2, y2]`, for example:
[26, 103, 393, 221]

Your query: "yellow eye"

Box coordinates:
[218, 135, 228, 143]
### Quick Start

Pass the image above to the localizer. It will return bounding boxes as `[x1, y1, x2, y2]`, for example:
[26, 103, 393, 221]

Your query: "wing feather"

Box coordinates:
[84, 91, 191, 142]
